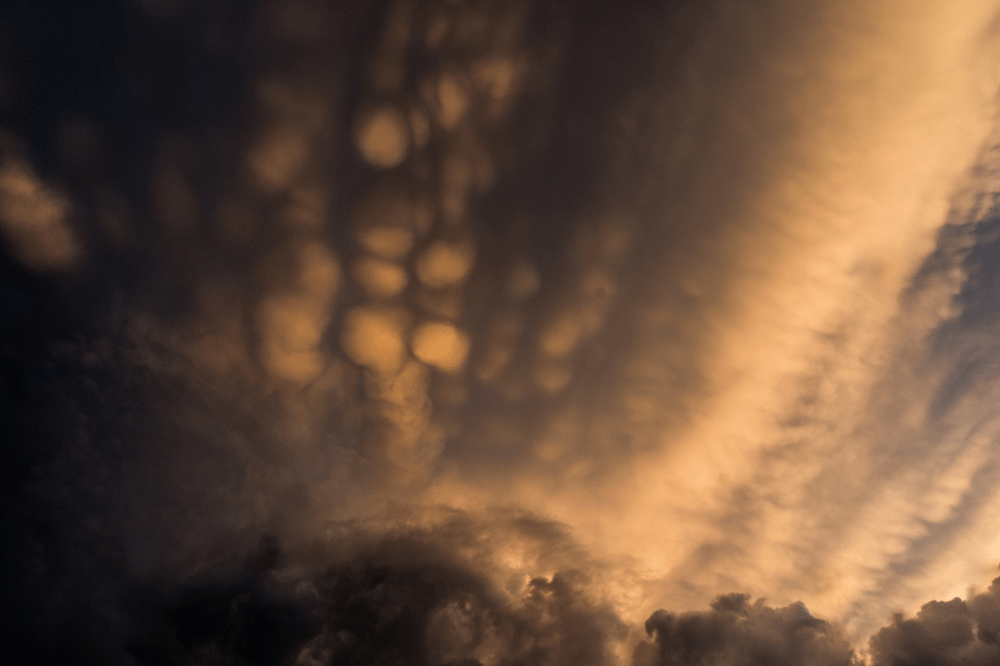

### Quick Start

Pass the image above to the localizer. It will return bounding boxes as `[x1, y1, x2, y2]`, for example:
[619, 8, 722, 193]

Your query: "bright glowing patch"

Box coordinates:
[355, 105, 411, 168]
[415, 240, 476, 289]
[411, 321, 470, 373]
[351, 256, 408, 298]
[0, 157, 78, 271]
[340, 305, 410, 373]
[356, 226, 415, 260]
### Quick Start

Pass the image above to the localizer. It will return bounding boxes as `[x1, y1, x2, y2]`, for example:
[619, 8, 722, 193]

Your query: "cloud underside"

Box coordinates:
[2, 0, 1000, 665]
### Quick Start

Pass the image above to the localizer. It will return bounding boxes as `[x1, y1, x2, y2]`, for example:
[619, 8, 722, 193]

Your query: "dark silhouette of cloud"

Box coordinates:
[33, 523, 627, 666]
[635, 593, 859, 666]
[868, 577, 1000, 666]
[126, 536, 319, 666]
[300, 534, 627, 666]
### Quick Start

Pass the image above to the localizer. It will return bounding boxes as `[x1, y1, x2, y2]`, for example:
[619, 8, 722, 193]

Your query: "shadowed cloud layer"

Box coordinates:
[868, 577, 1000, 666]
[637, 595, 858, 666]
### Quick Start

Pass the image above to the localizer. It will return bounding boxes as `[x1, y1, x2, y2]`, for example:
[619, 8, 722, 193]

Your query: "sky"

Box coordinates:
[2, 1, 1000, 665]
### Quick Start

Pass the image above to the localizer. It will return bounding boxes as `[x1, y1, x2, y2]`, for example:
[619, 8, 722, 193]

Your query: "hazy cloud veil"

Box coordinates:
[2, 1, 1000, 665]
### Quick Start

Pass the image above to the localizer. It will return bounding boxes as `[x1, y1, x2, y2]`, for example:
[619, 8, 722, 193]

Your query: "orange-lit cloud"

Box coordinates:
[0, 147, 79, 271]
[5, 1, 1000, 664]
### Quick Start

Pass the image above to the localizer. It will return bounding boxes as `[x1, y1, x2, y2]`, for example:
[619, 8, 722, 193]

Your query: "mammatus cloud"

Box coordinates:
[3, 0, 1000, 664]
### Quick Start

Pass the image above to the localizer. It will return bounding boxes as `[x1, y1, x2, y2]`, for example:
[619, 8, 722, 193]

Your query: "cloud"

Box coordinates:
[112, 515, 629, 666]
[636, 594, 859, 666]
[299, 528, 627, 666]
[868, 577, 1000, 666]
[3, 1, 1000, 664]
[119, 536, 1000, 666]
[631, 577, 1000, 666]
[0, 146, 79, 271]
[127, 536, 320, 666]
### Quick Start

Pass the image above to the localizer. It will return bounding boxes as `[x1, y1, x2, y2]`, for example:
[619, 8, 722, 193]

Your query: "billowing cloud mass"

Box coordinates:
[2, 0, 1000, 664]
[638, 595, 858, 666]
[868, 578, 1000, 666]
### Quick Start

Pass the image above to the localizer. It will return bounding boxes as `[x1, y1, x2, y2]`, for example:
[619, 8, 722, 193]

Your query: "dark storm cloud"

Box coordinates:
[4, 1, 1000, 665]
[296, 530, 627, 666]
[632, 577, 1000, 666]
[113, 560, 1000, 666]
[127, 536, 319, 666]
[119, 559, 1000, 666]
[634, 594, 859, 666]
[0, 0, 686, 617]
[868, 577, 1000, 666]
[105, 520, 626, 666]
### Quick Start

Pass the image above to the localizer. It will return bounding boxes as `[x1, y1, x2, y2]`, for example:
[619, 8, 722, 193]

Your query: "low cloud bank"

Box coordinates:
[636, 594, 858, 666]
[52, 527, 1000, 666]
[868, 577, 1000, 666]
